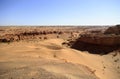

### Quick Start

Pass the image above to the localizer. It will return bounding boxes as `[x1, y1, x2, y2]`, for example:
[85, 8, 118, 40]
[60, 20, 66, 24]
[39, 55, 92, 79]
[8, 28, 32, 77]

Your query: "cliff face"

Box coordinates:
[77, 25, 120, 46]
[70, 25, 120, 54]
[79, 34, 120, 46]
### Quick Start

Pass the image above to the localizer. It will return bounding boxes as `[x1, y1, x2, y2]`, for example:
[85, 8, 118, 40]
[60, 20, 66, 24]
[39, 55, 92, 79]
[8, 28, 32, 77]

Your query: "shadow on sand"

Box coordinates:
[71, 40, 120, 55]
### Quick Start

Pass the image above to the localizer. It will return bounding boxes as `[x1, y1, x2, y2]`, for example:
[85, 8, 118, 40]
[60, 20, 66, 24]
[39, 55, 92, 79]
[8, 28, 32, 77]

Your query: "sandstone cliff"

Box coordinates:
[69, 25, 120, 54]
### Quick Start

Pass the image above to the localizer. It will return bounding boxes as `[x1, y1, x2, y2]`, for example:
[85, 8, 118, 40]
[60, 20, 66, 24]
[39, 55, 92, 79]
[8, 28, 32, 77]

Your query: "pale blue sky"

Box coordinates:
[0, 0, 120, 25]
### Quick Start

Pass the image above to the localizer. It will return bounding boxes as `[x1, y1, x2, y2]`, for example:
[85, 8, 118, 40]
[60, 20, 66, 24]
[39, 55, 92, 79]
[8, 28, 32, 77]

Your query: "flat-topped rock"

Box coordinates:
[78, 25, 120, 46]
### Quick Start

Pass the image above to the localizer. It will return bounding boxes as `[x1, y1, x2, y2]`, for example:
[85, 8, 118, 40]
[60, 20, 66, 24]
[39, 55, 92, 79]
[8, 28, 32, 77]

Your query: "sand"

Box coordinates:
[0, 38, 119, 79]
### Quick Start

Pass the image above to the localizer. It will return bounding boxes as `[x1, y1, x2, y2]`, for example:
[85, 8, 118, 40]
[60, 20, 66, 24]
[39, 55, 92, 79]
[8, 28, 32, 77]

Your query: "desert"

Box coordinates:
[0, 25, 120, 79]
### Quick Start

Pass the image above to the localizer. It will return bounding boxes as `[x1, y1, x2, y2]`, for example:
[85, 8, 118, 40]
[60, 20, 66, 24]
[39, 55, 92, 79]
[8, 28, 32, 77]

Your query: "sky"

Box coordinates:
[0, 0, 120, 25]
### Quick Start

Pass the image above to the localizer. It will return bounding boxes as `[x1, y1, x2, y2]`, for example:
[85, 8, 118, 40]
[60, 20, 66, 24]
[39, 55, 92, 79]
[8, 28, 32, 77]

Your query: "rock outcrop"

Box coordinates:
[0, 30, 64, 42]
[0, 27, 81, 43]
[69, 25, 120, 54]
[104, 25, 120, 35]
[79, 34, 120, 46]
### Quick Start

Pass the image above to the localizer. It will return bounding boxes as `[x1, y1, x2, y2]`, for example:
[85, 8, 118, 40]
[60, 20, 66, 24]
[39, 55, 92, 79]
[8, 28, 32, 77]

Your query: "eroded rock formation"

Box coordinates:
[0, 31, 64, 42]
[0, 27, 81, 42]
[69, 25, 120, 54]
[104, 25, 120, 35]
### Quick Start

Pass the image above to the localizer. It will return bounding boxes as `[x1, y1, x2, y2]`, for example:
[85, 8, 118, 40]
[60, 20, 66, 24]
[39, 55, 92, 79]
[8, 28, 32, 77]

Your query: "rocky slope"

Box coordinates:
[67, 25, 120, 54]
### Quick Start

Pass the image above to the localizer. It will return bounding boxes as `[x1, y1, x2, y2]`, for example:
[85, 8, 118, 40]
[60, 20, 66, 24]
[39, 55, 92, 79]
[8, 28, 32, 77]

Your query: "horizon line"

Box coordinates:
[0, 24, 118, 26]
